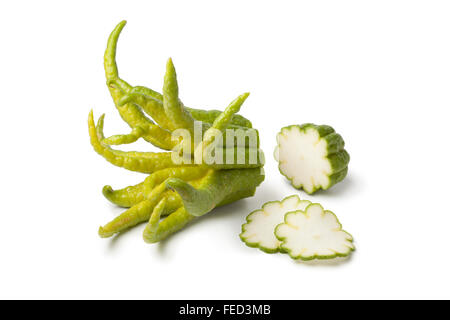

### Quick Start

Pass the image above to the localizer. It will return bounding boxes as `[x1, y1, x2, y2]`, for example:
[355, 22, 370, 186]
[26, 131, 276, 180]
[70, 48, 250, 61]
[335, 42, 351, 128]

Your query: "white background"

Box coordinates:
[1, 0, 449, 299]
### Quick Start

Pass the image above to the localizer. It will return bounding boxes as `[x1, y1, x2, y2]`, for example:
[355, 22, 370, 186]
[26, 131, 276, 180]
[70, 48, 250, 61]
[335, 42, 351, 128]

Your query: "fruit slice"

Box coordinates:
[240, 195, 311, 253]
[274, 124, 350, 194]
[275, 203, 354, 260]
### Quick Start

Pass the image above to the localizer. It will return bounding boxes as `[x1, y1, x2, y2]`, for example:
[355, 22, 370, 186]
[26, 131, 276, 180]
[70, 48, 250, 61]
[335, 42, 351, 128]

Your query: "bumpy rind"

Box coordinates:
[274, 203, 355, 261]
[275, 123, 350, 194]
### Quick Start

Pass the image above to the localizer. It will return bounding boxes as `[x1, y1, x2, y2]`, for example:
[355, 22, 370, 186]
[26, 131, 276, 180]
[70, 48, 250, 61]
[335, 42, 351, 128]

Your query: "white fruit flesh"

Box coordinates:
[276, 203, 354, 260]
[276, 127, 331, 193]
[240, 195, 311, 252]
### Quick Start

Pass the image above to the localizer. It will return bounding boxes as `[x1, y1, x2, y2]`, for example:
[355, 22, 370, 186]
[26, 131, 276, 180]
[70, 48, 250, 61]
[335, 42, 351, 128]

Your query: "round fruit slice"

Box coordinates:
[275, 203, 354, 260]
[274, 124, 350, 194]
[240, 195, 311, 253]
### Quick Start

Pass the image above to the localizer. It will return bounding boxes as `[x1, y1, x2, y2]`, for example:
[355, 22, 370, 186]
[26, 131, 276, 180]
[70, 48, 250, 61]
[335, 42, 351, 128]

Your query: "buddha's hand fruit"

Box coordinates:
[274, 124, 350, 194]
[88, 21, 265, 244]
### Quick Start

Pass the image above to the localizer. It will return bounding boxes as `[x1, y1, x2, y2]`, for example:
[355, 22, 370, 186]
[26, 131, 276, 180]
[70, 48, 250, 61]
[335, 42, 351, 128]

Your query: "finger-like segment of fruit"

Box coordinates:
[102, 126, 146, 145]
[275, 203, 354, 260]
[104, 22, 168, 149]
[163, 58, 195, 133]
[209, 93, 249, 132]
[142, 198, 167, 241]
[88, 111, 179, 173]
[239, 195, 311, 253]
[102, 182, 145, 208]
[104, 20, 126, 80]
[143, 206, 193, 243]
[275, 124, 350, 194]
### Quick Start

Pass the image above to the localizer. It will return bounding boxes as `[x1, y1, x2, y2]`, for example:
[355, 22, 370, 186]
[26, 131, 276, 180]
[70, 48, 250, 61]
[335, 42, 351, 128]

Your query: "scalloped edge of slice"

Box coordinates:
[275, 203, 355, 261]
[240, 195, 311, 253]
